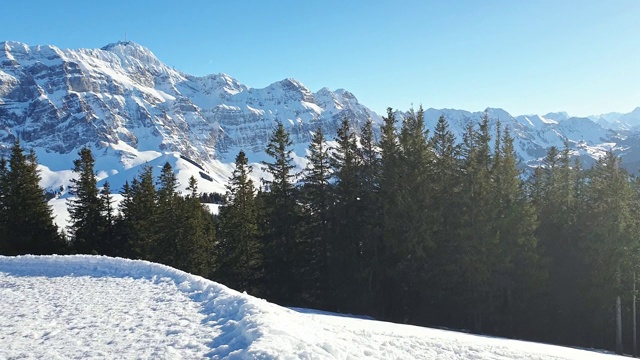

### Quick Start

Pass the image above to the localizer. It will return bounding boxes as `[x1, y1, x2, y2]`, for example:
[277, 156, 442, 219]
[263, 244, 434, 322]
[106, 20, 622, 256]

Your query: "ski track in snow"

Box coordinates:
[0, 256, 626, 359]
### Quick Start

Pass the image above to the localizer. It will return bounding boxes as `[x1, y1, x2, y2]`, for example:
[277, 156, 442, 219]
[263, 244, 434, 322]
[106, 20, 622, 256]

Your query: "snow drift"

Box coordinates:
[0, 255, 624, 359]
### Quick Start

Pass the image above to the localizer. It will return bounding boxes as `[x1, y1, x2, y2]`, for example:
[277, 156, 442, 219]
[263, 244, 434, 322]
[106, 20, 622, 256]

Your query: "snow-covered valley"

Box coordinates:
[0, 255, 625, 359]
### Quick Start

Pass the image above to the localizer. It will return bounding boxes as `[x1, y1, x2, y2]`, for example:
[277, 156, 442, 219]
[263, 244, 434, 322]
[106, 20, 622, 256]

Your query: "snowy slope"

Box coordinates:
[0, 255, 625, 359]
[0, 40, 379, 196]
[3, 39, 640, 197]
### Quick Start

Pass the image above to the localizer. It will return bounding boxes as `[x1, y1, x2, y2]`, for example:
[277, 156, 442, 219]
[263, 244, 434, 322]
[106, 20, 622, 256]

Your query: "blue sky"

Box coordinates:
[3, 0, 639, 117]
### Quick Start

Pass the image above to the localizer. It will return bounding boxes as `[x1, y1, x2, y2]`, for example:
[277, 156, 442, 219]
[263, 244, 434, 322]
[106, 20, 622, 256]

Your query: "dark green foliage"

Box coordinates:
[98, 182, 116, 256]
[154, 162, 181, 266]
[177, 176, 216, 277]
[299, 128, 332, 305]
[260, 122, 302, 305]
[0, 141, 63, 255]
[328, 117, 366, 311]
[353, 117, 383, 314]
[217, 151, 262, 294]
[68, 147, 108, 254]
[118, 165, 157, 260]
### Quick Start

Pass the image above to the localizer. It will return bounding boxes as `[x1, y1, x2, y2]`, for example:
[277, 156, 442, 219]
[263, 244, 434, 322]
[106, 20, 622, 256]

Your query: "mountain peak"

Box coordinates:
[100, 41, 161, 67]
[101, 40, 148, 52]
[543, 111, 570, 122]
[276, 78, 307, 92]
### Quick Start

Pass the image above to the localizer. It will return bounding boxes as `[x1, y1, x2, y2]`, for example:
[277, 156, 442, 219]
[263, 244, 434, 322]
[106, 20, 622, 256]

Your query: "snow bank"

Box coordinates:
[0, 255, 625, 359]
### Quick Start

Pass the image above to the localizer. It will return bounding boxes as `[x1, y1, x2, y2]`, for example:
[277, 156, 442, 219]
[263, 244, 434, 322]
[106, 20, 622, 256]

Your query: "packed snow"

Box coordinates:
[0, 255, 625, 359]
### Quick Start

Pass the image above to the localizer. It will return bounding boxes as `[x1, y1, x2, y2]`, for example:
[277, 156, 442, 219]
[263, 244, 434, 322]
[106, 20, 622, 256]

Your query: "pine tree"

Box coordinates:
[582, 150, 636, 352]
[0, 157, 8, 254]
[178, 175, 215, 277]
[260, 122, 301, 304]
[458, 115, 495, 332]
[427, 114, 465, 325]
[217, 150, 262, 294]
[68, 147, 106, 254]
[328, 117, 364, 311]
[529, 143, 589, 345]
[0, 141, 62, 255]
[299, 127, 332, 305]
[391, 106, 436, 322]
[99, 181, 116, 256]
[119, 165, 157, 260]
[377, 107, 404, 319]
[355, 117, 383, 314]
[155, 162, 180, 267]
[489, 126, 543, 337]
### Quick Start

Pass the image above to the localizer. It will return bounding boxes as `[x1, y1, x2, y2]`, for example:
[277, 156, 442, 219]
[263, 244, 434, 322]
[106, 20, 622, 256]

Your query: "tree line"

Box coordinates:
[1, 107, 639, 354]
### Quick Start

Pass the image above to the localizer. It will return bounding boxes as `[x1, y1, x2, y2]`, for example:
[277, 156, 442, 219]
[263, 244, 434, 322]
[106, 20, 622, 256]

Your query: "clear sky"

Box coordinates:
[3, 0, 640, 117]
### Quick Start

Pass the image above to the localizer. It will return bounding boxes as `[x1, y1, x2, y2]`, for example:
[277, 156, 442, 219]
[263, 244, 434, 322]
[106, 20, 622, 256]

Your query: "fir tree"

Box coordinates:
[68, 147, 106, 254]
[99, 181, 116, 256]
[489, 126, 542, 337]
[179, 175, 215, 277]
[260, 122, 301, 304]
[458, 115, 495, 332]
[355, 117, 383, 313]
[377, 107, 403, 319]
[119, 165, 157, 259]
[427, 114, 464, 325]
[217, 151, 262, 293]
[582, 150, 636, 352]
[328, 117, 364, 311]
[154, 162, 180, 266]
[299, 127, 332, 305]
[0, 141, 62, 255]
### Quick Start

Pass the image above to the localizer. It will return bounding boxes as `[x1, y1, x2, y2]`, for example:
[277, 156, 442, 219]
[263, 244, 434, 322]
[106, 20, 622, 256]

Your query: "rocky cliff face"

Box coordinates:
[0, 40, 635, 193]
[0, 41, 379, 167]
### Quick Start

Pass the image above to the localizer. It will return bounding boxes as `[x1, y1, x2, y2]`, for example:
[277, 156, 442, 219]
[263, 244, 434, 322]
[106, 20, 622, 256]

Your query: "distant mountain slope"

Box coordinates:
[0, 255, 625, 359]
[0, 40, 638, 194]
[0, 41, 380, 193]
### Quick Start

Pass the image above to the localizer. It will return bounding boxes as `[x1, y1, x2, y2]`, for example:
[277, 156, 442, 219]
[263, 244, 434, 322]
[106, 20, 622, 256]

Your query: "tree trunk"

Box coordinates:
[617, 294, 623, 355]
[633, 271, 637, 357]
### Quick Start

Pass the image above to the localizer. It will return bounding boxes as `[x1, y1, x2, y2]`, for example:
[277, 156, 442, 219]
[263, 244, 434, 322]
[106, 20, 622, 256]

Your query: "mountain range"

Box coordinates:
[1, 40, 638, 194]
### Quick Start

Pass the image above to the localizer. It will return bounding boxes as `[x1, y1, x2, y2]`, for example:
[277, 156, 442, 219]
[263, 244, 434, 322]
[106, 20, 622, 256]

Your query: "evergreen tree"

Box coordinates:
[377, 107, 404, 319]
[217, 151, 262, 293]
[178, 175, 215, 277]
[355, 117, 383, 314]
[328, 117, 364, 311]
[68, 147, 106, 254]
[299, 127, 332, 306]
[582, 150, 636, 351]
[154, 162, 180, 267]
[99, 181, 116, 256]
[0, 157, 8, 254]
[119, 165, 157, 259]
[489, 126, 543, 337]
[0, 141, 62, 255]
[458, 115, 495, 332]
[427, 114, 464, 325]
[391, 106, 435, 322]
[260, 122, 301, 304]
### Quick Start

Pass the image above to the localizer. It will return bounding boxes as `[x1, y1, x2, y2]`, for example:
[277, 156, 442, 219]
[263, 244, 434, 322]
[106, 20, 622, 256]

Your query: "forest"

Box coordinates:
[0, 107, 638, 355]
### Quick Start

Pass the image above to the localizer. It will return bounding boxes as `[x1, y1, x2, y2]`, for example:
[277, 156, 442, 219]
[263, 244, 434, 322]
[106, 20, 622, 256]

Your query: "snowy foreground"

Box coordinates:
[0, 256, 624, 359]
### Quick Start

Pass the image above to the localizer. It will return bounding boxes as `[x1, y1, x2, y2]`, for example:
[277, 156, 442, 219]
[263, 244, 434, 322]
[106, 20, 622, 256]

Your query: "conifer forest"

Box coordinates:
[2, 107, 640, 354]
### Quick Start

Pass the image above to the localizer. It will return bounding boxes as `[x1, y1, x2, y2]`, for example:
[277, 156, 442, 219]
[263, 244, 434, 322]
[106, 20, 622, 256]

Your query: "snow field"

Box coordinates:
[0, 256, 627, 359]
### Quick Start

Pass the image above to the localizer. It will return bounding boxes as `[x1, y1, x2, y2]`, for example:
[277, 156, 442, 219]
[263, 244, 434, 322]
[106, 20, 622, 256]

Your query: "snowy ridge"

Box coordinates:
[0, 255, 625, 359]
[0, 40, 380, 194]
[2, 39, 640, 198]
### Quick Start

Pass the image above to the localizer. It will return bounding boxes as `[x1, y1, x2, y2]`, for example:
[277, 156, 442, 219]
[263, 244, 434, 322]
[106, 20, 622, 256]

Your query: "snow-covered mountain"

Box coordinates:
[0, 40, 637, 196]
[421, 107, 617, 168]
[0, 41, 379, 194]
[0, 255, 625, 359]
